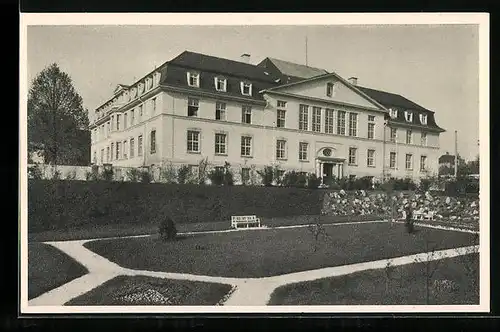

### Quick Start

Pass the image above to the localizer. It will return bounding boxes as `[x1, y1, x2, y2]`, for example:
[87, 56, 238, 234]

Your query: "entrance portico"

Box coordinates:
[316, 147, 345, 184]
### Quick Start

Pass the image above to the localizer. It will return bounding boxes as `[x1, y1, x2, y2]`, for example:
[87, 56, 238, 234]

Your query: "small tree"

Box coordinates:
[307, 216, 329, 252]
[414, 239, 443, 305]
[126, 168, 142, 182]
[306, 173, 321, 189]
[257, 166, 275, 186]
[140, 169, 152, 183]
[198, 157, 209, 185]
[208, 167, 225, 186]
[223, 162, 234, 186]
[100, 167, 114, 181]
[177, 165, 191, 184]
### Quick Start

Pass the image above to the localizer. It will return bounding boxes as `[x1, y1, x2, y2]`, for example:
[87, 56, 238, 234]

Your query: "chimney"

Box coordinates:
[240, 53, 251, 64]
[348, 77, 358, 86]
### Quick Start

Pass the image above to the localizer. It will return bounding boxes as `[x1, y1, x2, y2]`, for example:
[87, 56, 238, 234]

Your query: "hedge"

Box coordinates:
[28, 179, 324, 233]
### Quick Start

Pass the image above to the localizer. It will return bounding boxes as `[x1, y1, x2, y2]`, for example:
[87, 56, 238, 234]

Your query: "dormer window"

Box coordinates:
[419, 113, 428, 125]
[187, 72, 200, 87]
[405, 111, 413, 122]
[326, 82, 335, 97]
[389, 108, 398, 119]
[241, 82, 252, 96]
[214, 77, 227, 92]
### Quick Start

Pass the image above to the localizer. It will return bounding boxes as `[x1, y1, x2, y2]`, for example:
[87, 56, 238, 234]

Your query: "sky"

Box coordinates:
[26, 23, 480, 161]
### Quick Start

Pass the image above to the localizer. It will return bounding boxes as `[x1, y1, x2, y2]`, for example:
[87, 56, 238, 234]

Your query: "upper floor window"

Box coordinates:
[420, 155, 427, 172]
[215, 102, 226, 121]
[241, 136, 252, 157]
[187, 72, 200, 87]
[326, 82, 335, 97]
[152, 98, 157, 115]
[368, 122, 375, 139]
[390, 127, 397, 142]
[421, 132, 428, 146]
[242, 105, 252, 124]
[214, 77, 227, 92]
[215, 133, 227, 155]
[367, 149, 375, 167]
[348, 147, 357, 165]
[325, 108, 334, 134]
[348, 113, 358, 137]
[124, 112, 128, 129]
[406, 129, 412, 144]
[337, 110, 346, 135]
[277, 109, 286, 128]
[405, 154, 413, 170]
[405, 110, 413, 122]
[277, 100, 287, 108]
[389, 108, 398, 119]
[188, 98, 199, 117]
[240, 82, 252, 96]
[312, 107, 321, 132]
[420, 113, 428, 125]
[299, 104, 309, 130]
[116, 114, 121, 131]
[299, 142, 308, 161]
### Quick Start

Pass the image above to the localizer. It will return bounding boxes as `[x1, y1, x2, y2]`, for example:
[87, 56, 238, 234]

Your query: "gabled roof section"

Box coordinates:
[262, 72, 388, 111]
[357, 86, 430, 113]
[258, 57, 329, 79]
[113, 84, 130, 95]
[169, 51, 286, 83]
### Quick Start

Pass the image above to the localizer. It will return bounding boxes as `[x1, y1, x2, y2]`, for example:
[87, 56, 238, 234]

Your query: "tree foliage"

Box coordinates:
[28, 63, 90, 165]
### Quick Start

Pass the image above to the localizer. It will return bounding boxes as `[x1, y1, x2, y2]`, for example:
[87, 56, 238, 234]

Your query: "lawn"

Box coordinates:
[65, 275, 233, 306]
[28, 243, 88, 300]
[27, 214, 377, 242]
[84, 222, 478, 278]
[268, 253, 479, 305]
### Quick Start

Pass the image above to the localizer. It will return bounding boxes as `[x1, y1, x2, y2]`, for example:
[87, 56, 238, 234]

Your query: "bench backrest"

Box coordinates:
[231, 215, 258, 222]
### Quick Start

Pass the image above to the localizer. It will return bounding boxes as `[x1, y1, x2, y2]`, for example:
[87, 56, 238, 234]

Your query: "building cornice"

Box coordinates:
[263, 90, 387, 114]
[387, 119, 445, 133]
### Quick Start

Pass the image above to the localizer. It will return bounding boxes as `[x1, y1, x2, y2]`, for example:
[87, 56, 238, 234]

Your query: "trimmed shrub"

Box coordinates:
[282, 171, 307, 188]
[158, 215, 178, 241]
[208, 167, 225, 186]
[160, 163, 177, 184]
[140, 170, 152, 183]
[28, 164, 44, 180]
[100, 167, 114, 181]
[177, 165, 191, 184]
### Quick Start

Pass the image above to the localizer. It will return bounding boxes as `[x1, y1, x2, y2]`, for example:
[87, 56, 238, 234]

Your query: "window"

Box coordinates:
[277, 109, 286, 128]
[123, 140, 128, 159]
[116, 114, 121, 131]
[337, 111, 346, 135]
[111, 115, 114, 131]
[326, 82, 334, 97]
[368, 115, 375, 122]
[241, 82, 252, 96]
[276, 140, 286, 159]
[367, 149, 375, 167]
[390, 128, 397, 142]
[421, 132, 427, 146]
[215, 102, 226, 121]
[312, 107, 321, 132]
[188, 98, 199, 117]
[138, 135, 143, 157]
[187, 130, 200, 153]
[110, 143, 114, 161]
[420, 113, 428, 125]
[215, 133, 227, 155]
[215, 77, 227, 92]
[131, 109, 135, 126]
[277, 100, 287, 108]
[242, 105, 252, 124]
[241, 168, 250, 183]
[406, 130, 412, 144]
[106, 147, 110, 162]
[405, 154, 413, 170]
[420, 155, 427, 172]
[139, 105, 143, 120]
[348, 147, 357, 165]
[299, 104, 309, 130]
[130, 138, 135, 158]
[405, 111, 413, 122]
[348, 113, 358, 137]
[152, 98, 156, 115]
[368, 123, 375, 139]
[187, 72, 200, 87]
[389, 152, 397, 169]
[116, 142, 121, 160]
[150, 130, 156, 154]
[299, 142, 308, 161]
[389, 108, 398, 119]
[100, 149, 104, 164]
[124, 112, 128, 129]
[241, 136, 252, 157]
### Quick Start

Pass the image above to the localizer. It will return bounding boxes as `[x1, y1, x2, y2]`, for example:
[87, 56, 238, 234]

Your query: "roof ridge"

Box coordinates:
[267, 57, 329, 72]
[173, 50, 263, 69]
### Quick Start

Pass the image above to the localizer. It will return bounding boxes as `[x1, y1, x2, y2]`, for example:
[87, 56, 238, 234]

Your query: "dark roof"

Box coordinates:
[258, 57, 329, 79]
[159, 51, 298, 101]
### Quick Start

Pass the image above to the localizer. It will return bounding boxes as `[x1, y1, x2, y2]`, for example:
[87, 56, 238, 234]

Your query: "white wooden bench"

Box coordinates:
[413, 211, 435, 221]
[231, 215, 261, 229]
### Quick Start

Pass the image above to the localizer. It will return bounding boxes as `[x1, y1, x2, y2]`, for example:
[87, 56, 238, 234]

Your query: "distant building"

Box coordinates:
[439, 152, 456, 168]
[89, 50, 445, 184]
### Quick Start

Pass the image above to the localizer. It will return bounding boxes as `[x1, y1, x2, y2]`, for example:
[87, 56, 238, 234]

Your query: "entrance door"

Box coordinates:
[323, 163, 334, 184]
